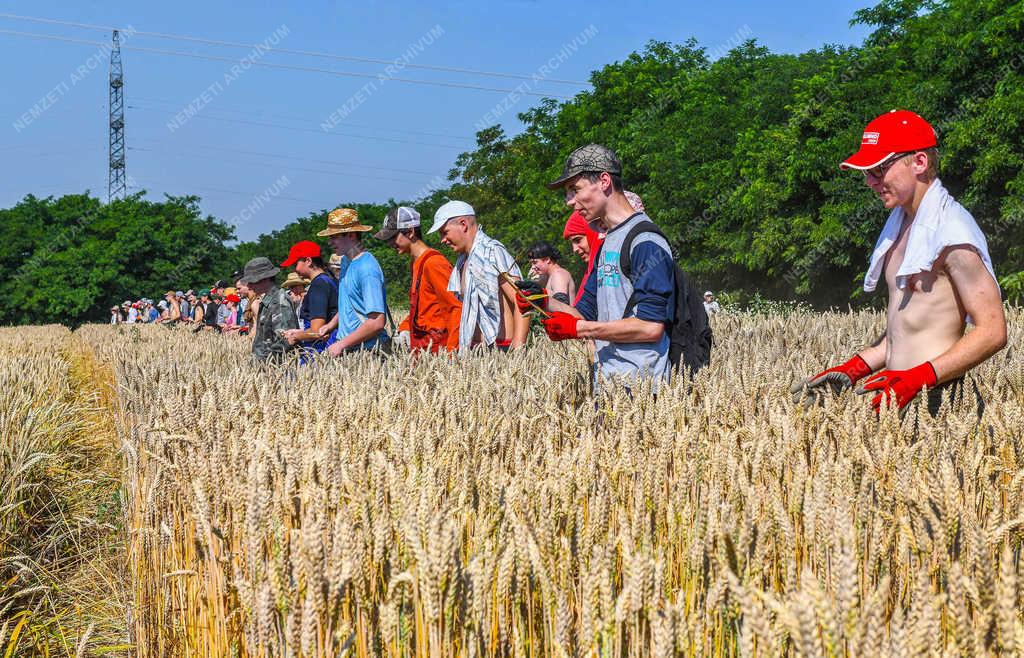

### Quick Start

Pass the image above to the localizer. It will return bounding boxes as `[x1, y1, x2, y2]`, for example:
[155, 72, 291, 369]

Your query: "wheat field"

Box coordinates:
[2, 310, 1023, 656]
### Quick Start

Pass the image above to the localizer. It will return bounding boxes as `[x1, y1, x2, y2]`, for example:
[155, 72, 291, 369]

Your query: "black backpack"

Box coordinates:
[619, 221, 713, 375]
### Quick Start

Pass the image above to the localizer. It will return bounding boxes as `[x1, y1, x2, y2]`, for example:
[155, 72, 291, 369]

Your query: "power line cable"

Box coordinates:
[128, 178, 320, 205]
[132, 95, 476, 142]
[129, 146, 437, 185]
[0, 28, 575, 99]
[132, 138, 441, 176]
[0, 12, 589, 85]
[127, 104, 466, 150]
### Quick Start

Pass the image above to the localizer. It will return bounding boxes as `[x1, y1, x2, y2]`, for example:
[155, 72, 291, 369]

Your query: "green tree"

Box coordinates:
[0, 193, 234, 326]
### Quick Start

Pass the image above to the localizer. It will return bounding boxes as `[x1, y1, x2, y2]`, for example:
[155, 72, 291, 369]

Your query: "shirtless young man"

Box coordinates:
[795, 110, 1007, 415]
[527, 241, 576, 306]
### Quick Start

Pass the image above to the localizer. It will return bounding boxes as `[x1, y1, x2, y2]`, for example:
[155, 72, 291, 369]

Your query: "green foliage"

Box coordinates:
[741, 292, 814, 316]
[1000, 271, 1024, 305]
[2, 0, 1022, 326]
[0, 193, 234, 326]
[427, 0, 1024, 307]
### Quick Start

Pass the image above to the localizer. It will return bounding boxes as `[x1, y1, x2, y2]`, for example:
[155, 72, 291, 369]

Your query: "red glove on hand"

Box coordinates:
[513, 280, 548, 315]
[542, 311, 579, 341]
[857, 361, 938, 412]
[791, 355, 874, 406]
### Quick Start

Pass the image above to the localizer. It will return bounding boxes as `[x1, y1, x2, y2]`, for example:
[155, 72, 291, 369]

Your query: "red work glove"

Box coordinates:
[513, 280, 549, 314]
[857, 361, 938, 412]
[542, 311, 579, 341]
[791, 355, 874, 407]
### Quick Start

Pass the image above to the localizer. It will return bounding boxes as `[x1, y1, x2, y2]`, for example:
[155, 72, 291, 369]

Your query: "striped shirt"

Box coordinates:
[447, 228, 521, 353]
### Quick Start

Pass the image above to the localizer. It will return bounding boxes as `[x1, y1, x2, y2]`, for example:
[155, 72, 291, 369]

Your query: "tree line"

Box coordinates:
[2, 0, 1022, 327]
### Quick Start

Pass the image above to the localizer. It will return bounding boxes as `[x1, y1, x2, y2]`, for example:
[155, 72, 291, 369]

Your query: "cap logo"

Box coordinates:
[862, 131, 880, 145]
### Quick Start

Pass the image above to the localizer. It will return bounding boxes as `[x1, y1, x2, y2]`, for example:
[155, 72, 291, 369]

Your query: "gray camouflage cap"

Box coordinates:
[546, 143, 622, 190]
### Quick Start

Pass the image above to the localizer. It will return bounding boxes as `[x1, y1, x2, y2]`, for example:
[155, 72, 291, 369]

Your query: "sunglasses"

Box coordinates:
[864, 152, 915, 180]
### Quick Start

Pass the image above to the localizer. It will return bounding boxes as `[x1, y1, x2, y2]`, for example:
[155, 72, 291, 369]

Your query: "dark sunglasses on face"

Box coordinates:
[864, 151, 916, 180]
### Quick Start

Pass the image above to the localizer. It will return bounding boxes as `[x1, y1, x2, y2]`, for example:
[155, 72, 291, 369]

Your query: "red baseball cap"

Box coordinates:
[280, 240, 321, 267]
[840, 109, 937, 170]
[224, 294, 241, 303]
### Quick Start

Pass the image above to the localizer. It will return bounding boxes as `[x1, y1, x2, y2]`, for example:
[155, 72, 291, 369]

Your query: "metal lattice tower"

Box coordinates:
[108, 29, 126, 202]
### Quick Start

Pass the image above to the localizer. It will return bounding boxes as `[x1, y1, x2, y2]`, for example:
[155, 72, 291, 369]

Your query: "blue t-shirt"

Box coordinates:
[337, 251, 389, 349]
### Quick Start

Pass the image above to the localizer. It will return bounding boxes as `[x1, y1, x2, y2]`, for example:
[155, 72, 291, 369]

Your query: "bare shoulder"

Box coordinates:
[549, 268, 571, 286]
[939, 245, 1000, 301]
[938, 244, 986, 275]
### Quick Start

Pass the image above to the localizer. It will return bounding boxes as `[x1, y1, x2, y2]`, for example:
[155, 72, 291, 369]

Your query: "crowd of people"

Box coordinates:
[113, 117, 1008, 414]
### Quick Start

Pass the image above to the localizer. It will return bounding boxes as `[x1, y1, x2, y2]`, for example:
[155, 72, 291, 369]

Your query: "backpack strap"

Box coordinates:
[620, 221, 670, 319]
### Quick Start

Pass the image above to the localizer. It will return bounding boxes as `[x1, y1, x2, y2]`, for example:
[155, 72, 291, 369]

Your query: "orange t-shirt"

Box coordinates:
[399, 249, 462, 352]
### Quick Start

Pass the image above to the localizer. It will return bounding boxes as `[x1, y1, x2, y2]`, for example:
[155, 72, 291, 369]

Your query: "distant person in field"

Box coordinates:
[202, 289, 221, 331]
[282, 271, 308, 321]
[162, 291, 181, 323]
[241, 256, 298, 362]
[793, 110, 1006, 415]
[376, 206, 462, 353]
[216, 286, 235, 326]
[314, 208, 392, 356]
[527, 241, 576, 305]
[176, 291, 189, 324]
[703, 291, 721, 315]
[231, 275, 254, 330]
[236, 282, 257, 331]
[191, 290, 217, 331]
[184, 292, 198, 323]
[562, 210, 603, 306]
[328, 253, 342, 282]
[110, 306, 121, 324]
[229, 273, 248, 315]
[281, 240, 339, 356]
[428, 200, 529, 352]
[220, 294, 242, 330]
[518, 144, 679, 393]
[282, 273, 305, 323]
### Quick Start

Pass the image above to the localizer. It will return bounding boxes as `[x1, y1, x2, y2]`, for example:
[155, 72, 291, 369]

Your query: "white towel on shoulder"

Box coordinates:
[863, 178, 997, 293]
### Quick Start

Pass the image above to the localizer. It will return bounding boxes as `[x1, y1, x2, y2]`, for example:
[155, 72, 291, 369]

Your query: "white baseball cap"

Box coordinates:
[428, 200, 475, 234]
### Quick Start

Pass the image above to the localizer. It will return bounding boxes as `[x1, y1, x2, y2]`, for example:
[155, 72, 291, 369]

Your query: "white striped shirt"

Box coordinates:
[447, 228, 521, 353]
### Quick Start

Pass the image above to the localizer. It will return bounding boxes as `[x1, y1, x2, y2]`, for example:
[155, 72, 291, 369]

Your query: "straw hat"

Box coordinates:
[282, 272, 309, 290]
[316, 207, 373, 236]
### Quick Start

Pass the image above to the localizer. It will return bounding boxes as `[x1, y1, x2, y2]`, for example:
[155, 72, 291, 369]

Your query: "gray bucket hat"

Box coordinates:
[239, 256, 280, 284]
[546, 143, 622, 190]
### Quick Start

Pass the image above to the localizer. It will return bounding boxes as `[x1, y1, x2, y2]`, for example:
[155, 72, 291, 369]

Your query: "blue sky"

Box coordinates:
[0, 1, 873, 241]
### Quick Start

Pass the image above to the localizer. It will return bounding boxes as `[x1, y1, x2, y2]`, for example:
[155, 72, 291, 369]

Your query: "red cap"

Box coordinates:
[224, 294, 241, 303]
[280, 240, 322, 267]
[840, 109, 937, 170]
[562, 211, 590, 239]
